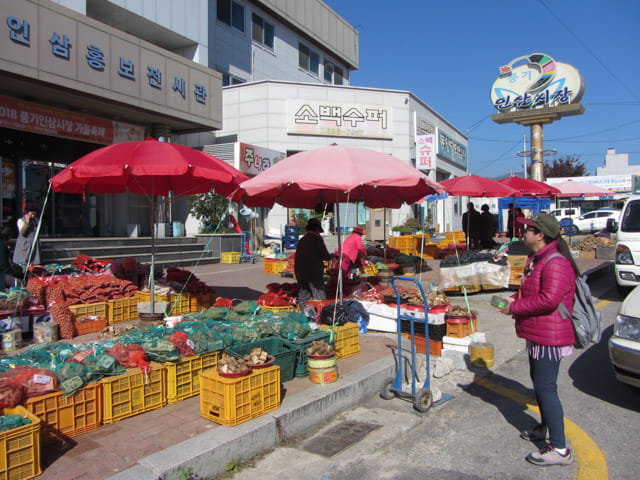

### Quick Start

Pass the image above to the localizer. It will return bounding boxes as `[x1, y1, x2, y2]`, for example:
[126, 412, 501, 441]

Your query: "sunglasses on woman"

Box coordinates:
[525, 226, 540, 234]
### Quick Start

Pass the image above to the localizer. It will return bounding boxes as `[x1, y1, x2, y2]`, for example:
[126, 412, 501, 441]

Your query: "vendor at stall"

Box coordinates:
[294, 218, 331, 312]
[106, 257, 140, 287]
[336, 226, 367, 279]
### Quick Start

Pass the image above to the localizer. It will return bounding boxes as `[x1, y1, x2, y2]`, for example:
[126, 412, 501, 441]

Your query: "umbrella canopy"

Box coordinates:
[498, 177, 561, 198]
[231, 144, 444, 208]
[438, 174, 516, 197]
[51, 137, 249, 197]
[551, 180, 612, 198]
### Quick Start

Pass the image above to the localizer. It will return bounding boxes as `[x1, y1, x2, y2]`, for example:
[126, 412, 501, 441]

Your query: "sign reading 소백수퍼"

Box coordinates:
[287, 100, 392, 139]
[416, 134, 437, 171]
[490, 53, 584, 113]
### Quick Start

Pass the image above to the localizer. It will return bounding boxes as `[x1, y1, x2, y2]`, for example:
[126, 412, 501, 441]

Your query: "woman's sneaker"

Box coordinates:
[520, 424, 548, 441]
[526, 444, 573, 466]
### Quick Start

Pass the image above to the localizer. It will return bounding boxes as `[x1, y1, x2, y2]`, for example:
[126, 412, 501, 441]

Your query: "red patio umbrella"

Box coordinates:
[498, 177, 561, 197]
[230, 144, 444, 302]
[550, 180, 612, 198]
[51, 137, 249, 312]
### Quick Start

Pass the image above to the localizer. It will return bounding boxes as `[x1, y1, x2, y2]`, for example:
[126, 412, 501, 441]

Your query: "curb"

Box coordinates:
[106, 355, 396, 480]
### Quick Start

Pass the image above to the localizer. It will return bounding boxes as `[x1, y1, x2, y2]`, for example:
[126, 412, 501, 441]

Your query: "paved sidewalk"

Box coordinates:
[35, 256, 611, 480]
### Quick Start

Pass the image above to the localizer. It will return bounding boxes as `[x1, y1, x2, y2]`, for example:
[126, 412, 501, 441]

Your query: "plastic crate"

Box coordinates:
[73, 315, 107, 336]
[263, 258, 275, 273]
[226, 337, 298, 382]
[190, 293, 216, 313]
[319, 322, 360, 359]
[200, 365, 280, 427]
[0, 406, 41, 480]
[137, 291, 171, 303]
[100, 365, 166, 424]
[273, 259, 288, 274]
[289, 330, 332, 377]
[221, 252, 241, 264]
[167, 293, 191, 315]
[258, 305, 296, 314]
[23, 382, 102, 440]
[165, 350, 224, 404]
[68, 301, 109, 320]
[107, 296, 139, 324]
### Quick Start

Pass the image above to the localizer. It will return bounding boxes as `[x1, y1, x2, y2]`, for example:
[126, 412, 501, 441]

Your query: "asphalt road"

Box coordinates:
[229, 270, 639, 480]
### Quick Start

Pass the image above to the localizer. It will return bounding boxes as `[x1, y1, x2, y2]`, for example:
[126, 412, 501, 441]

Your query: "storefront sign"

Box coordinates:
[438, 130, 467, 169]
[547, 174, 632, 193]
[490, 53, 584, 113]
[633, 175, 640, 195]
[287, 100, 392, 139]
[0, 2, 221, 127]
[415, 113, 436, 136]
[239, 143, 285, 176]
[0, 94, 143, 144]
[416, 134, 437, 171]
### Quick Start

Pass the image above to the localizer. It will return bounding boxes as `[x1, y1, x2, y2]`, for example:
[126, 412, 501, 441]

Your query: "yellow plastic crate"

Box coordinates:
[190, 293, 216, 313]
[263, 258, 275, 273]
[221, 252, 241, 264]
[258, 305, 296, 313]
[166, 292, 190, 315]
[137, 291, 171, 303]
[100, 365, 166, 424]
[200, 365, 280, 427]
[107, 296, 139, 324]
[68, 301, 109, 320]
[165, 350, 225, 404]
[319, 322, 360, 359]
[273, 259, 288, 274]
[24, 382, 102, 440]
[0, 406, 41, 480]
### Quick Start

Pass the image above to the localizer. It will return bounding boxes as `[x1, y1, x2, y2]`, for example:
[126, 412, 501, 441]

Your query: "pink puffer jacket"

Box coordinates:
[511, 241, 576, 346]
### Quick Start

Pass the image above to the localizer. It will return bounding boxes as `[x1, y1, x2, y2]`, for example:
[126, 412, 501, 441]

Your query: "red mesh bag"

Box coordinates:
[167, 331, 196, 357]
[213, 297, 233, 309]
[0, 380, 24, 408]
[105, 343, 149, 369]
[0, 366, 59, 398]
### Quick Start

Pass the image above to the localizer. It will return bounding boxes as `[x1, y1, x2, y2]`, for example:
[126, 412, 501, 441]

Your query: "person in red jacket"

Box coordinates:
[498, 212, 579, 467]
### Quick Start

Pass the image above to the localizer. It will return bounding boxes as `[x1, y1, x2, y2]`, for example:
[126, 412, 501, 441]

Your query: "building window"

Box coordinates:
[217, 0, 245, 32]
[222, 73, 246, 86]
[324, 61, 344, 85]
[252, 13, 274, 49]
[299, 43, 319, 75]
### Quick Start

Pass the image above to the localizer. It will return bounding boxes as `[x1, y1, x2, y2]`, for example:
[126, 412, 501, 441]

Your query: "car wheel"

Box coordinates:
[566, 225, 579, 235]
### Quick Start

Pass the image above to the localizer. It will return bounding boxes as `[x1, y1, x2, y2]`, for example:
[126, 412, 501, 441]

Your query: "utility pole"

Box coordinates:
[523, 134, 527, 179]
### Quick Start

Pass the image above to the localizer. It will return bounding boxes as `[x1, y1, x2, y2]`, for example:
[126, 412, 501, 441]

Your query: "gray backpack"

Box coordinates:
[542, 253, 602, 348]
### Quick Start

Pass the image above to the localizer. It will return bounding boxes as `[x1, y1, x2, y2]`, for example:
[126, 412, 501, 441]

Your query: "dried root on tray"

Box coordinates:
[243, 347, 270, 365]
[448, 305, 478, 317]
[219, 356, 249, 373]
[306, 340, 334, 356]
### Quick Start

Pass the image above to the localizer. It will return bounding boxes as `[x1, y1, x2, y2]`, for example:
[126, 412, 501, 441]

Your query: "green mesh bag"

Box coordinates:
[0, 414, 30, 432]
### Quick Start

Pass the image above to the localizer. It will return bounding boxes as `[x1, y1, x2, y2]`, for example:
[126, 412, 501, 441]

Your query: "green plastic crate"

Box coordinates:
[226, 338, 298, 382]
[289, 330, 332, 377]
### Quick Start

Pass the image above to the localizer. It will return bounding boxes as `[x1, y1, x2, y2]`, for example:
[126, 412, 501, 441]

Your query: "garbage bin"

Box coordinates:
[172, 222, 184, 237]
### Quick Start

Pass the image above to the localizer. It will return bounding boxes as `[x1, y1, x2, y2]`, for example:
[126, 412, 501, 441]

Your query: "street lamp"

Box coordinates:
[517, 148, 556, 179]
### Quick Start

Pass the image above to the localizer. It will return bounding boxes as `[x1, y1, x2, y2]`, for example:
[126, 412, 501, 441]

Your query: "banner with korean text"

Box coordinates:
[416, 134, 437, 171]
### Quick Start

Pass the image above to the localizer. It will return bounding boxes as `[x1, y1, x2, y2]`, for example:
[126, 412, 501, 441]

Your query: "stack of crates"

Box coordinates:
[0, 406, 41, 480]
[221, 252, 241, 264]
[319, 322, 360, 359]
[283, 225, 299, 250]
[165, 350, 225, 404]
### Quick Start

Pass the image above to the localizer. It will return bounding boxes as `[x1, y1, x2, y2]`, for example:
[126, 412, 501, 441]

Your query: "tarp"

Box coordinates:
[497, 196, 550, 232]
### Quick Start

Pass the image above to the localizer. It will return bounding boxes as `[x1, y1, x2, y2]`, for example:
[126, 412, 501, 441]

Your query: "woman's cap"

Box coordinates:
[521, 212, 560, 238]
[353, 226, 364, 235]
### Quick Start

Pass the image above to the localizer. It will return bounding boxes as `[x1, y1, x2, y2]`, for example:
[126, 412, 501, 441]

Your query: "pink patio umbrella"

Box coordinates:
[551, 180, 613, 198]
[498, 177, 561, 197]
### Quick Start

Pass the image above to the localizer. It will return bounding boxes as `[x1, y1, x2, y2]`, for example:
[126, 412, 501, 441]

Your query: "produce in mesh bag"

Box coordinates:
[0, 414, 31, 433]
[225, 312, 250, 323]
[307, 340, 334, 357]
[0, 365, 59, 397]
[229, 324, 259, 344]
[84, 354, 126, 379]
[234, 300, 257, 314]
[252, 320, 276, 338]
[167, 331, 196, 357]
[104, 343, 150, 369]
[218, 356, 249, 374]
[196, 307, 230, 321]
[54, 361, 91, 397]
[141, 340, 180, 363]
[243, 348, 270, 366]
[49, 301, 75, 339]
[278, 317, 311, 340]
[0, 380, 24, 408]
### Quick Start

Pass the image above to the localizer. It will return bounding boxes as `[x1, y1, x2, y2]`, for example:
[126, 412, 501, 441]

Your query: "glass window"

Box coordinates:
[231, 2, 244, 31]
[334, 66, 343, 85]
[252, 13, 274, 49]
[217, 0, 231, 25]
[324, 62, 333, 82]
[299, 43, 319, 75]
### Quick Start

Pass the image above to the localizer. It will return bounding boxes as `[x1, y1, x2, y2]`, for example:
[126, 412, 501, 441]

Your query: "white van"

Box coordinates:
[549, 207, 581, 222]
[610, 195, 640, 294]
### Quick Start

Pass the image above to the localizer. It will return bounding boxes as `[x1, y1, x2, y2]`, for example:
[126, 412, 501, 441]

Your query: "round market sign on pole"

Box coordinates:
[489, 53, 585, 181]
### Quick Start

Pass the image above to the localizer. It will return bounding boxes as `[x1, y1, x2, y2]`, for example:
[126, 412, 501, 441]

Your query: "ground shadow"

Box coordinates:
[568, 324, 640, 412]
[212, 286, 264, 300]
[459, 370, 546, 446]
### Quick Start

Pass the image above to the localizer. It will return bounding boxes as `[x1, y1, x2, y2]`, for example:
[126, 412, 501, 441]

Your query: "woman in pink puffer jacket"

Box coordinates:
[499, 212, 579, 467]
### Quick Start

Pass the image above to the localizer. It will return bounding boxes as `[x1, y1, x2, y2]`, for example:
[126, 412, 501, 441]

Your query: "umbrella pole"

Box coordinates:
[383, 208, 387, 263]
[336, 199, 343, 304]
[150, 187, 156, 314]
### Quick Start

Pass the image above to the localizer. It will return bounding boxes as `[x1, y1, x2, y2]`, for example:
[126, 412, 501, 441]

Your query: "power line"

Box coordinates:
[537, 0, 640, 102]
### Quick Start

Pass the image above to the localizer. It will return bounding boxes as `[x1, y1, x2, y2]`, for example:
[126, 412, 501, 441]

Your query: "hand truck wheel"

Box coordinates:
[413, 387, 433, 412]
[380, 377, 396, 400]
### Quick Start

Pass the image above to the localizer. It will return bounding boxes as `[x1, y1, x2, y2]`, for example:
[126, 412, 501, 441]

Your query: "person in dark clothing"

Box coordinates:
[478, 204, 497, 248]
[294, 218, 331, 312]
[462, 202, 481, 248]
[13, 206, 40, 266]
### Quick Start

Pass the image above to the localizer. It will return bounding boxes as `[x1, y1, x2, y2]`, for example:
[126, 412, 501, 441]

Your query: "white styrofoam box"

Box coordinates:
[443, 335, 473, 346]
[365, 302, 397, 318]
[470, 332, 487, 343]
[441, 344, 468, 353]
[367, 313, 398, 333]
[428, 312, 446, 325]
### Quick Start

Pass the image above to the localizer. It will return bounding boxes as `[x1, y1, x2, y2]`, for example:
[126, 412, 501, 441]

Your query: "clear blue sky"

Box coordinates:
[324, 0, 640, 177]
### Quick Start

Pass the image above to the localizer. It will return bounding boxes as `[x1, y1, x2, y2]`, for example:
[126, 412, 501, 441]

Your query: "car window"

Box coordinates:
[551, 210, 560, 216]
[566, 209, 576, 216]
[584, 212, 596, 219]
[621, 201, 640, 232]
[596, 212, 611, 218]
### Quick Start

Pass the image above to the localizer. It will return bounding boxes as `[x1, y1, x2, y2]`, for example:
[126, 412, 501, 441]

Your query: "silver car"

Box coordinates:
[609, 285, 640, 388]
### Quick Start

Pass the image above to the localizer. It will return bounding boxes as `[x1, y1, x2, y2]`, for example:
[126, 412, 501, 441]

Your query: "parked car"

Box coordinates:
[568, 208, 621, 234]
[549, 207, 581, 223]
[608, 196, 640, 294]
[609, 285, 640, 388]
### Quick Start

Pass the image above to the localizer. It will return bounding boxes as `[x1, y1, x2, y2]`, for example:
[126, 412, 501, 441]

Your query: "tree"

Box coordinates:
[543, 155, 587, 178]
[188, 191, 231, 232]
